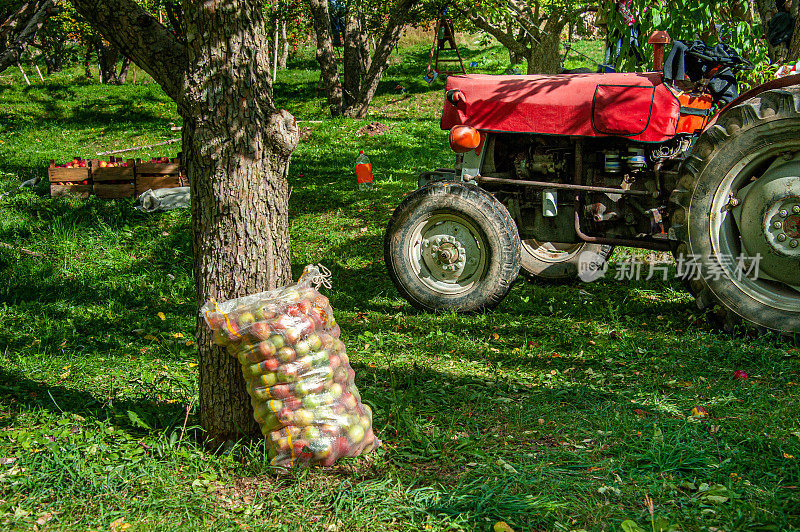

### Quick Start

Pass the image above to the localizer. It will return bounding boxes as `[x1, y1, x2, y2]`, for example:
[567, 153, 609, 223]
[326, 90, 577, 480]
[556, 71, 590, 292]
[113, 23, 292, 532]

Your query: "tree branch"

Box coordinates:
[462, 7, 529, 57]
[71, 0, 186, 104]
[0, 0, 56, 73]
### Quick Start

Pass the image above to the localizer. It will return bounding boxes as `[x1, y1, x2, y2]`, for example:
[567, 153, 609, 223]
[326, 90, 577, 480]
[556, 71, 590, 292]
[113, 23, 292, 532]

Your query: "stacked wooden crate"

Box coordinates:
[48, 160, 91, 198]
[48, 157, 187, 198]
[91, 157, 134, 199]
[134, 158, 188, 197]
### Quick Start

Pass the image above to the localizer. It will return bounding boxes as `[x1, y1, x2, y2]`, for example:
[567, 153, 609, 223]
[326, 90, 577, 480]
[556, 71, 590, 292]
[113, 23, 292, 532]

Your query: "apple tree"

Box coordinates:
[0, 0, 56, 72]
[307, 0, 418, 117]
[70, 0, 299, 445]
[455, 0, 595, 74]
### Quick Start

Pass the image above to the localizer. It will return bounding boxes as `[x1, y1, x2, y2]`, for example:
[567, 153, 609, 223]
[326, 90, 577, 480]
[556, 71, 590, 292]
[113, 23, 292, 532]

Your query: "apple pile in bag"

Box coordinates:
[200, 265, 380, 466]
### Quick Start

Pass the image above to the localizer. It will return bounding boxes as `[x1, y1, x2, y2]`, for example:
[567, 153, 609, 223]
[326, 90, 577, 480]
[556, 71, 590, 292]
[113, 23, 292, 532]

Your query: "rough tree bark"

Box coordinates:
[71, 0, 299, 445]
[0, 0, 56, 73]
[307, 0, 416, 117]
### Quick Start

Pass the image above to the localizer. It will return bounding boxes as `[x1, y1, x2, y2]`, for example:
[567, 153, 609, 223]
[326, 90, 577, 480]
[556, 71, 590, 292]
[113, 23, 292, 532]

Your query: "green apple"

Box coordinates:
[294, 409, 313, 426]
[295, 339, 311, 357]
[276, 346, 296, 363]
[237, 311, 256, 326]
[277, 364, 298, 383]
[347, 424, 365, 444]
[306, 333, 322, 351]
[302, 426, 321, 441]
[259, 372, 278, 387]
[329, 383, 344, 398]
[212, 328, 229, 346]
[269, 334, 285, 349]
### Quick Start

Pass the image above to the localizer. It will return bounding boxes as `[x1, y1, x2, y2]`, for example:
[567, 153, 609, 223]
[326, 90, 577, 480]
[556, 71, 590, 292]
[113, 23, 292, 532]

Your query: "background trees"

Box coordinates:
[308, 0, 419, 117]
[457, 0, 595, 74]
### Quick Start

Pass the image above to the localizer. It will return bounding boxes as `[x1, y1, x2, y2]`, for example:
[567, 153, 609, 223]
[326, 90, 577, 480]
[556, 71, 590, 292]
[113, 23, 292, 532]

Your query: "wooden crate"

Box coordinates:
[134, 157, 188, 196]
[48, 160, 91, 198]
[92, 157, 135, 199]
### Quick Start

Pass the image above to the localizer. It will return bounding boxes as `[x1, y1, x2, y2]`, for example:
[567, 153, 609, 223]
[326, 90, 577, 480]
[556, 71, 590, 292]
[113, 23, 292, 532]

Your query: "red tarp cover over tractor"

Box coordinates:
[441, 73, 681, 143]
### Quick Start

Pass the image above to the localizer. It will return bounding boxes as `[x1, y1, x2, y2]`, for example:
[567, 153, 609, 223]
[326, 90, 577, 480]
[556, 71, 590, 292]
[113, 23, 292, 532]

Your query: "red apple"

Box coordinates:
[271, 384, 291, 399]
[250, 322, 272, 341]
[283, 395, 301, 410]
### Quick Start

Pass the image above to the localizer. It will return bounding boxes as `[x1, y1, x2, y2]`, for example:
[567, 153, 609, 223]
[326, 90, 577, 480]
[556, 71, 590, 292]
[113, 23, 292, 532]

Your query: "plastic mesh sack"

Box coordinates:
[200, 265, 380, 466]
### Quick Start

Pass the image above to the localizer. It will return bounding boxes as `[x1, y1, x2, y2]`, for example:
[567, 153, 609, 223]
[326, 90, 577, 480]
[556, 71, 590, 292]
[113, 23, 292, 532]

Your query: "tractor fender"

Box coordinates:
[705, 72, 800, 130]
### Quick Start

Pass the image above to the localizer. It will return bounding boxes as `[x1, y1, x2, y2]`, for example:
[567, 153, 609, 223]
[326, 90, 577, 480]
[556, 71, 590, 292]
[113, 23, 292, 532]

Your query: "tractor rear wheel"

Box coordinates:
[671, 88, 800, 337]
[384, 182, 521, 312]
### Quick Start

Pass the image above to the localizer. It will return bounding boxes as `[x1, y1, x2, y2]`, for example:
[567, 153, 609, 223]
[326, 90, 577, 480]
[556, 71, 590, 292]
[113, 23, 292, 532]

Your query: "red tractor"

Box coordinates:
[384, 38, 800, 337]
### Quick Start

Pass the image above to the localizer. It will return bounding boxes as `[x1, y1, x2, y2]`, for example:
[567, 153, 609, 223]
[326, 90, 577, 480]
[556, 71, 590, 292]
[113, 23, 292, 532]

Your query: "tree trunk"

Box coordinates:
[754, 0, 783, 61]
[525, 32, 561, 74]
[307, 0, 344, 116]
[279, 20, 288, 68]
[342, 5, 362, 109]
[98, 40, 122, 84]
[118, 56, 130, 84]
[309, 0, 416, 117]
[182, 1, 298, 446]
[72, 0, 299, 446]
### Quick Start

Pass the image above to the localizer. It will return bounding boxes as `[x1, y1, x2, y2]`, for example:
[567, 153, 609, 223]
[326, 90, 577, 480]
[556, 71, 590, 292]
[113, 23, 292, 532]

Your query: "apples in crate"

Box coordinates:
[48, 159, 91, 198]
[92, 157, 134, 199]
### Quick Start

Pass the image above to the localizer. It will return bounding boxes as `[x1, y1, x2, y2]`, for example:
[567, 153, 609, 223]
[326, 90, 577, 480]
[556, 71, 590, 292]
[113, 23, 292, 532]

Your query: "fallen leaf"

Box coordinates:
[157, 312, 166, 321]
[109, 517, 131, 530]
[172, 332, 184, 338]
[785, 453, 795, 459]
[491, 333, 500, 340]
[493, 522, 515, 532]
[188, 363, 197, 368]
[35, 512, 54, 526]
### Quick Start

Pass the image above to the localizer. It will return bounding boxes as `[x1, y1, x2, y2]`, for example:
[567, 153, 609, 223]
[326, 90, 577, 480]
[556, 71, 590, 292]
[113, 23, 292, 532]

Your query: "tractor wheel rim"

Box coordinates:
[407, 213, 488, 295]
[522, 239, 583, 262]
[709, 140, 800, 312]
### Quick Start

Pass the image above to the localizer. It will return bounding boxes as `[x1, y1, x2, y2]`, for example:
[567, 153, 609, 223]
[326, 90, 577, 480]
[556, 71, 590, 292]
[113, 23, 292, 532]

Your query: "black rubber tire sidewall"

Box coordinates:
[384, 182, 521, 312]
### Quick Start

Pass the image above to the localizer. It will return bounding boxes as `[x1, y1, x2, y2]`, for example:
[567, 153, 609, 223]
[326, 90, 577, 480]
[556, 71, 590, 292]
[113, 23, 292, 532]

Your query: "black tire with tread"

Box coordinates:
[384, 182, 521, 312]
[670, 87, 800, 338]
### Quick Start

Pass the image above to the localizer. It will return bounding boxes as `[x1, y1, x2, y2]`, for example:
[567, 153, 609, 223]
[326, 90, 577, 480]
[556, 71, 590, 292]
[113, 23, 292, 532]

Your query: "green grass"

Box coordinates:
[0, 43, 798, 531]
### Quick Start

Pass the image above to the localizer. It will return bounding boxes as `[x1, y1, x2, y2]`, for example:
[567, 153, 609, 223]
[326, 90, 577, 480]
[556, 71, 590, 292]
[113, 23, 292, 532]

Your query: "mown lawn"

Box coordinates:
[0, 42, 798, 531]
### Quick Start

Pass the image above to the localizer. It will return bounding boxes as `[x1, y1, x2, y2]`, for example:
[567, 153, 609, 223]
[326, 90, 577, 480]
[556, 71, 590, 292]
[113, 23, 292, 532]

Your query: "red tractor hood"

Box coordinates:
[441, 73, 680, 143]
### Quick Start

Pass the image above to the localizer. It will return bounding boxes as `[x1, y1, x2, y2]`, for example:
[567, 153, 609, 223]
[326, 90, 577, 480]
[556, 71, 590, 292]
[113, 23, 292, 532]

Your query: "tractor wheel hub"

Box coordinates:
[735, 157, 800, 285]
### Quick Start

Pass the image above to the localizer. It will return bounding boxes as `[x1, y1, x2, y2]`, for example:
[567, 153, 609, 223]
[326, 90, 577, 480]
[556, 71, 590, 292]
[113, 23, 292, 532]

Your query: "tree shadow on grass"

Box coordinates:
[0, 365, 190, 435]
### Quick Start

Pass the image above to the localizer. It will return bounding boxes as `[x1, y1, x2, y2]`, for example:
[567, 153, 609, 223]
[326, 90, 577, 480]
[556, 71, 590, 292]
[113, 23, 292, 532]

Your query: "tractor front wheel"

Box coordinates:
[384, 182, 521, 312]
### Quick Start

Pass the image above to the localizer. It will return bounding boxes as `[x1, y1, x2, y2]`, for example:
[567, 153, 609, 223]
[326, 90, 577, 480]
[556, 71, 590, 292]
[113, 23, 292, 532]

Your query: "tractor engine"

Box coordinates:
[478, 133, 689, 245]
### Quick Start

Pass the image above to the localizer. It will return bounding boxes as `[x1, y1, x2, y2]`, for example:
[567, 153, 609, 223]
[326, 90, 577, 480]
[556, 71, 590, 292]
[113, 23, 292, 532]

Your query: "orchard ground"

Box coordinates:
[0, 40, 798, 531]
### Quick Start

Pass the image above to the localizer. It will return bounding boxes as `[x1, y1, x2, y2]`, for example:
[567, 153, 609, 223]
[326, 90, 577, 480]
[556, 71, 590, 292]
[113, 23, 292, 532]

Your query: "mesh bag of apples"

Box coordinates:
[201, 265, 380, 467]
